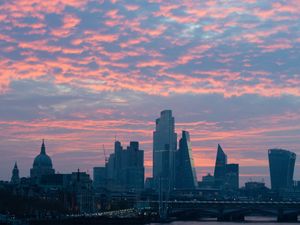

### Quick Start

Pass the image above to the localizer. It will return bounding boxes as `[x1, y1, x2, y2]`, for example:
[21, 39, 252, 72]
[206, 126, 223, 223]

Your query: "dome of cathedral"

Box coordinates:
[32, 140, 53, 168]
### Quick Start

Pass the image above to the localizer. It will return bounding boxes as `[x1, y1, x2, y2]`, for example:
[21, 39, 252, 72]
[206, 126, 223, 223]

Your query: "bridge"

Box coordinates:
[137, 200, 300, 222]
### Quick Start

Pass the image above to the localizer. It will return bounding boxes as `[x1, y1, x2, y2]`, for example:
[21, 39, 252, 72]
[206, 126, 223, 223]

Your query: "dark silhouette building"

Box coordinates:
[113, 141, 123, 186]
[93, 167, 106, 189]
[213, 145, 239, 190]
[198, 173, 215, 188]
[145, 177, 155, 189]
[102, 141, 144, 191]
[213, 144, 227, 187]
[225, 163, 239, 190]
[11, 162, 20, 185]
[268, 149, 296, 191]
[70, 169, 94, 213]
[241, 181, 270, 201]
[153, 110, 177, 192]
[245, 181, 266, 190]
[30, 140, 55, 181]
[122, 141, 145, 190]
[175, 131, 198, 189]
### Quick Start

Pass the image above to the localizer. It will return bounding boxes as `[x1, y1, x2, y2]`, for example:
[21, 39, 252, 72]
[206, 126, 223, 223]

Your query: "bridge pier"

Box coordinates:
[277, 208, 298, 222]
[277, 213, 298, 222]
[217, 214, 245, 222]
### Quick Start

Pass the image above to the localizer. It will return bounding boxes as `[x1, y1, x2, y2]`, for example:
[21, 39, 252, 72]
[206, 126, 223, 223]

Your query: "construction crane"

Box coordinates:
[102, 144, 108, 164]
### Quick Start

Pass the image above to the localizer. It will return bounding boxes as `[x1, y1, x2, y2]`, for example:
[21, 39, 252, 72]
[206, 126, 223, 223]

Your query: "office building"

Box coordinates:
[93, 167, 106, 189]
[153, 110, 177, 192]
[122, 141, 144, 190]
[175, 130, 198, 189]
[213, 144, 227, 186]
[268, 149, 296, 190]
[225, 163, 239, 190]
[105, 141, 144, 191]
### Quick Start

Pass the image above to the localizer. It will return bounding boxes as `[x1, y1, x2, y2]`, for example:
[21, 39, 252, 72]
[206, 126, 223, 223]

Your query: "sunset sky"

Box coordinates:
[0, 0, 300, 186]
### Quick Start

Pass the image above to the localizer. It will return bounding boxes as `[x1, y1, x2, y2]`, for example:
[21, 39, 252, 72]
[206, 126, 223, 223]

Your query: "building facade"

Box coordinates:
[153, 110, 177, 192]
[268, 149, 296, 191]
[122, 141, 144, 191]
[70, 170, 94, 213]
[93, 167, 106, 189]
[175, 130, 198, 189]
[213, 144, 227, 187]
[225, 163, 239, 190]
[101, 141, 144, 191]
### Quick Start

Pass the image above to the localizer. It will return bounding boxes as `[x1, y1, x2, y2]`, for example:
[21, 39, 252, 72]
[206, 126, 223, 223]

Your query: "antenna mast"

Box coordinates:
[102, 144, 108, 164]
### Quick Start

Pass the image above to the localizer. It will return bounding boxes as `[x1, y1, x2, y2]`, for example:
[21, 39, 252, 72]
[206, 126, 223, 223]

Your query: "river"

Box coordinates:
[149, 216, 300, 224]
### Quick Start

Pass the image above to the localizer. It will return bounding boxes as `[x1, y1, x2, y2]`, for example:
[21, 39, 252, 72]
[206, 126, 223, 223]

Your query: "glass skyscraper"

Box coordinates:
[214, 144, 227, 186]
[153, 110, 177, 192]
[268, 149, 296, 191]
[175, 130, 198, 189]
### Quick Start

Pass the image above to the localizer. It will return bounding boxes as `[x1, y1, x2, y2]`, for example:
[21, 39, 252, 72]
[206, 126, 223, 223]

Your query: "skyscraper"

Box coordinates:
[104, 140, 144, 191]
[122, 141, 144, 190]
[114, 140, 123, 184]
[175, 130, 198, 189]
[153, 110, 177, 191]
[268, 149, 296, 191]
[105, 141, 123, 189]
[214, 144, 227, 187]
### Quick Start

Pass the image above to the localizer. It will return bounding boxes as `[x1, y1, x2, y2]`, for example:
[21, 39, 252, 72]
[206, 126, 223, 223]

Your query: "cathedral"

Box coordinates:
[30, 140, 55, 180]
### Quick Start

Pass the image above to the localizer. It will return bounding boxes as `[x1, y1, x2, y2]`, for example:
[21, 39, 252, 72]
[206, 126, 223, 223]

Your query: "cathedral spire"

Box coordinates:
[41, 139, 46, 154]
[11, 161, 20, 184]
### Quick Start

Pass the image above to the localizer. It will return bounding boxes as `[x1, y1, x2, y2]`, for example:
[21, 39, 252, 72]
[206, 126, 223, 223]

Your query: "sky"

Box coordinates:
[0, 0, 300, 186]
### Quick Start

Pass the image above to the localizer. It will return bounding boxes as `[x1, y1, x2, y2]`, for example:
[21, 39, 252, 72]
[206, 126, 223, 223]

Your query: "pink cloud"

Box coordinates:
[260, 39, 293, 52]
[84, 32, 119, 43]
[119, 37, 150, 48]
[124, 4, 140, 11]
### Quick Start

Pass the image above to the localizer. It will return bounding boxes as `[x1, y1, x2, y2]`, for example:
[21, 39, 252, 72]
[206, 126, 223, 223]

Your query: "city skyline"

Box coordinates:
[1, 109, 299, 188]
[1, 0, 300, 185]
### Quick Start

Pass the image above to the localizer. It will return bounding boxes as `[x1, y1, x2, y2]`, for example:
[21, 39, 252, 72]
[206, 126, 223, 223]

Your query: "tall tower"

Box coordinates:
[153, 110, 177, 192]
[113, 140, 123, 186]
[175, 130, 198, 189]
[268, 149, 296, 191]
[11, 162, 20, 185]
[214, 144, 227, 187]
